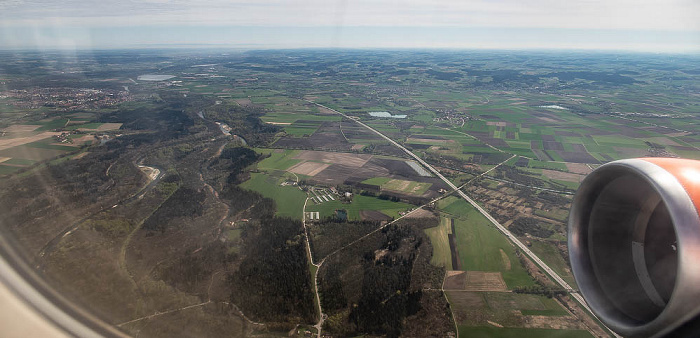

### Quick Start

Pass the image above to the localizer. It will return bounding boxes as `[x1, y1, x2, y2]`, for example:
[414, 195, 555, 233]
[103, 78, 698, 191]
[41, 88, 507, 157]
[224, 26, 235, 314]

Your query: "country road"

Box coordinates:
[301, 196, 325, 337]
[306, 100, 618, 337]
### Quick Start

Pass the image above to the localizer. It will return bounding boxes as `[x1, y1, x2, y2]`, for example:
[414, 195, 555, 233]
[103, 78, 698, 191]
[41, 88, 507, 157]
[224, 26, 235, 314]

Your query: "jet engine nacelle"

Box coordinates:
[569, 158, 700, 338]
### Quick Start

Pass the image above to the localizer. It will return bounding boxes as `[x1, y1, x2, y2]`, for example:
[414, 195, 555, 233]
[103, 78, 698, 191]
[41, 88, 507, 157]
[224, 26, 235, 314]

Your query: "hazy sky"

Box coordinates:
[0, 0, 698, 52]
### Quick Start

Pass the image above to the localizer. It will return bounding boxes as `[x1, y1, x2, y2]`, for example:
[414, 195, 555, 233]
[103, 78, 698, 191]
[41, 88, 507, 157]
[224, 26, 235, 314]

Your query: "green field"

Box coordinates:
[383, 179, 432, 195]
[240, 172, 307, 219]
[448, 291, 571, 333]
[528, 160, 568, 171]
[485, 292, 568, 317]
[423, 217, 453, 268]
[361, 176, 392, 186]
[254, 148, 301, 171]
[260, 110, 341, 137]
[457, 326, 593, 338]
[533, 208, 569, 222]
[32, 118, 68, 131]
[2, 158, 36, 166]
[65, 122, 103, 130]
[284, 120, 323, 137]
[224, 228, 242, 241]
[527, 240, 577, 287]
[0, 165, 20, 175]
[306, 194, 411, 221]
[362, 177, 432, 195]
[438, 197, 535, 288]
[0, 145, 68, 161]
[26, 139, 79, 151]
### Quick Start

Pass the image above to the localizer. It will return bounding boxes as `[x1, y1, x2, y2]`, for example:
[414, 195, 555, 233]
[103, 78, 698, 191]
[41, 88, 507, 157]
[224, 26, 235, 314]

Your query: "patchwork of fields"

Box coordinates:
[249, 148, 417, 221]
[3, 50, 697, 338]
[431, 196, 591, 336]
[0, 117, 121, 175]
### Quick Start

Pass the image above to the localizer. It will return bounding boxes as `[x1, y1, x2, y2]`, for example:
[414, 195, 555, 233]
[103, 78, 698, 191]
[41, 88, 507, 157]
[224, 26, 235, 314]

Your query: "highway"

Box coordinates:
[307, 100, 617, 337]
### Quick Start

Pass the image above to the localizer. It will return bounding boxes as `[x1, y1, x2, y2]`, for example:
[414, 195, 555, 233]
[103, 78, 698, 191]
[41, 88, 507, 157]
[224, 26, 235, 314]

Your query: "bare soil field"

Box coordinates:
[0, 145, 68, 161]
[486, 121, 507, 127]
[543, 141, 564, 151]
[541, 169, 584, 182]
[500, 249, 512, 271]
[666, 132, 691, 138]
[612, 146, 649, 158]
[0, 132, 62, 151]
[294, 150, 372, 167]
[646, 136, 682, 146]
[443, 270, 467, 290]
[287, 161, 330, 176]
[234, 98, 252, 106]
[273, 121, 353, 150]
[522, 315, 587, 330]
[314, 161, 390, 185]
[316, 105, 338, 115]
[464, 271, 508, 291]
[0, 157, 10, 163]
[532, 149, 552, 161]
[404, 208, 436, 219]
[555, 150, 599, 163]
[294, 153, 446, 196]
[72, 152, 90, 160]
[1, 124, 41, 132]
[444, 271, 507, 292]
[406, 137, 452, 145]
[95, 123, 123, 131]
[538, 116, 559, 123]
[371, 158, 423, 177]
[71, 135, 97, 145]
[359, 210, 392, 221]
[445, 291, 485, 309]
[565, 163, 592, 175]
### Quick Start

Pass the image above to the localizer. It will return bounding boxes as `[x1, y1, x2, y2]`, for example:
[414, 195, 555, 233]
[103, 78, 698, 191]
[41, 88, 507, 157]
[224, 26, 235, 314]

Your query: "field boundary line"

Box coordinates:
[306, 99, 619, 338]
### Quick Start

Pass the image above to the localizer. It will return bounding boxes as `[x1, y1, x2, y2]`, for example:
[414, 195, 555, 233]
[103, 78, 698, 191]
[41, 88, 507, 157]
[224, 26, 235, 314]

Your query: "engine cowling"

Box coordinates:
[568, 158, 700, 338]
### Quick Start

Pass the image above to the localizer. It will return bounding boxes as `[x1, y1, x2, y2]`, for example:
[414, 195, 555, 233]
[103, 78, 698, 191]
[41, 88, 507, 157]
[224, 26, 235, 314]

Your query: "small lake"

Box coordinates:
[137, 75, 175, 81]
[368, 111, 407, 119]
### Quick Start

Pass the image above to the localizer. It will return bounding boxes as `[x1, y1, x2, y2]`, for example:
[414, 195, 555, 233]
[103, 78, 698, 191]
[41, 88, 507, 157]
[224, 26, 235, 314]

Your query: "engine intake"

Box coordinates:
[569, 158, 700, 337]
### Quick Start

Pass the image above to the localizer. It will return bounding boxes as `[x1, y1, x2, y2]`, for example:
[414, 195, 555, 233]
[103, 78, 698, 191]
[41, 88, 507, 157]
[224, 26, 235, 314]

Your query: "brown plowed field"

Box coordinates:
[541, 169, 584, 182]
[288, 161, 330, 176]
[359, 210, 392, 221]
[444, 271, 507, 291]
[464, 271, 507, 291]
[294, 150, 372, 167]
[95, 123, 123, 131]
[565, 163, 592, 175]
[0, 125, 41, 132]
[403, 208, 436, 219]
[0, 132, 62, 151]
[443, 271, 467, 290]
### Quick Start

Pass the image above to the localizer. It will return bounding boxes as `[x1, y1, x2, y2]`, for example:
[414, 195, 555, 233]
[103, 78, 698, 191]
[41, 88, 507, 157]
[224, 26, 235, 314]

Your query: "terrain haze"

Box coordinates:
[0, 0, 698, 52]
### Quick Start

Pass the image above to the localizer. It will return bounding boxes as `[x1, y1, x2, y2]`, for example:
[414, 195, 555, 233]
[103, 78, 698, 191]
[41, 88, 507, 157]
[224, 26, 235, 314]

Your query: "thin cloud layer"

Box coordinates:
[0, 0, 698, 51]
[1, 0, 698, 31]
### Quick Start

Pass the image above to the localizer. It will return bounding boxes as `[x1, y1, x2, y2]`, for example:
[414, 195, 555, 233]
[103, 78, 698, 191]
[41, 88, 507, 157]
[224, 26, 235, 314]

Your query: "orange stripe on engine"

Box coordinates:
[641, 158, 700, 218]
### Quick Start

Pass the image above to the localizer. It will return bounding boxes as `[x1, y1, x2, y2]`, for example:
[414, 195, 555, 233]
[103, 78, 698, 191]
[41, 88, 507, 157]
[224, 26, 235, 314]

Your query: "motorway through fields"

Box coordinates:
[306, 100, 618, 337]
